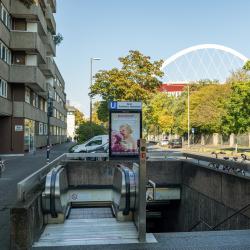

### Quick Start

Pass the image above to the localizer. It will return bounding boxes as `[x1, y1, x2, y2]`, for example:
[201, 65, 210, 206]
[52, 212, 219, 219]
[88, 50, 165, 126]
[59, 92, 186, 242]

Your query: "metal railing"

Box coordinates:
[17, 152, 109, 202]
[183, 153, 250, 173]
[189, 203, 250, 231]
[17, 154, 66, 202]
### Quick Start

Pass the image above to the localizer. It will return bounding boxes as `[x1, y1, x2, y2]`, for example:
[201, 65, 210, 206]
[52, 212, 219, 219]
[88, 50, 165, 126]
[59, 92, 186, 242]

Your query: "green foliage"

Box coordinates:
[75, 121, 107, 143]
[74, 109, 85, 126]
[90, 50, 164, 122]
[189, 84, 231, 134]
[19, 0, 35, 8]
[222, 81, 250, 135]
[243, 60, 250, 71]
[143, 93, 175, 136]
[53, 33, 63, 46]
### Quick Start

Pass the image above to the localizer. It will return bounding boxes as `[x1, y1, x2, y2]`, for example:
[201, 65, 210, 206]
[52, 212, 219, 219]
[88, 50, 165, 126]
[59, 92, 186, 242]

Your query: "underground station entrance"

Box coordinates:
[10, 102, 250, 250]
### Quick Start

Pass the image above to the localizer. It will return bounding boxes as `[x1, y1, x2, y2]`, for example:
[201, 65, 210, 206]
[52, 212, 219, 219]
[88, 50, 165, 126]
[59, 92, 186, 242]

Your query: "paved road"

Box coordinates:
[0, 142, 74, 250]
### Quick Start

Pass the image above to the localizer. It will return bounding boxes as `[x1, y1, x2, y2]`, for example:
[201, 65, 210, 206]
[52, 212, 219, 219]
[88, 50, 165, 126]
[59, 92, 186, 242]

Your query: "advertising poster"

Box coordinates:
[110, 112, 140, 156]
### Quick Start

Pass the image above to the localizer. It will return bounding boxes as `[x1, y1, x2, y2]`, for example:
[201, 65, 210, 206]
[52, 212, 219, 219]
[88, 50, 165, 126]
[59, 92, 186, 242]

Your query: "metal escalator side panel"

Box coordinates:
[42, 165, 66, 216]
[54, 167, 69, 214]
[42, 170, 53, 213]
[50, 169, 57, 218]
[121, 168, 130, 215]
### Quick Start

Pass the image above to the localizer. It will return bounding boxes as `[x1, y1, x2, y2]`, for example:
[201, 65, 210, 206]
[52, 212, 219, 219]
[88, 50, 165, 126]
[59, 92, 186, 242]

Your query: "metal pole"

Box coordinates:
[187, 85, 190, 148]
[138, 138, 146, 242]
[90, 58, 93, 125]
[47, 95, 51, 162]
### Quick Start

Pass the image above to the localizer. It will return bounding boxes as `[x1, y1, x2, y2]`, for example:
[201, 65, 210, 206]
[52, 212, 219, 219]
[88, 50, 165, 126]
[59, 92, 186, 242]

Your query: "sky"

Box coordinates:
[55, 0, 250, 116]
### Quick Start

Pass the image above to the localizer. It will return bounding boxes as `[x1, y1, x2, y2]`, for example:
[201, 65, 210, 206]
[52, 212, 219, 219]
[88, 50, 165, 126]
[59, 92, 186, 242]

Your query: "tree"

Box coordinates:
[75, 121, 107, 143]
[222, 81, 250, 135]
[189, 84, 231, 134]
[143, 93, 175, 137]
[90, 50, 164, 122]
[243, 60, 250, 71]
[53, 33, 64, 46]
[74, 108, 85, 126]
[92, 101, 108, 126]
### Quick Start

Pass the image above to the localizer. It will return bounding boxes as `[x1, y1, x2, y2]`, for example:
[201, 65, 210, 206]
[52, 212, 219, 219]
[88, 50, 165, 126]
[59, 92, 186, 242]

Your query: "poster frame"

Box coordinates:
[109, 109, 142, 159]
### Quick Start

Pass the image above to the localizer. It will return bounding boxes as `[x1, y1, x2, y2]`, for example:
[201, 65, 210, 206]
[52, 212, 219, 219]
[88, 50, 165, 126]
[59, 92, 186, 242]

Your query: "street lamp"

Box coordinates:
[90, 57, 101, 124]
[187, 84, 190, 148]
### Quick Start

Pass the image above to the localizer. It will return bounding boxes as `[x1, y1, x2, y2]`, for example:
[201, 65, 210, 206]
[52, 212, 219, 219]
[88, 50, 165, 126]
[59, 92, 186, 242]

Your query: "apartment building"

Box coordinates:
[0, 0, 67, 154]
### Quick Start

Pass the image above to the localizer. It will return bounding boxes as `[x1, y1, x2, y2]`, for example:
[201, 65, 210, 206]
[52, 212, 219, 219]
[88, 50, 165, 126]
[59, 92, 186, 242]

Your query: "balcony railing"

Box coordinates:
[40, 57, 56, 77]
[10, 65, 47, 92]
[11, 0, 47, 35]
[10, 31, 46, 63]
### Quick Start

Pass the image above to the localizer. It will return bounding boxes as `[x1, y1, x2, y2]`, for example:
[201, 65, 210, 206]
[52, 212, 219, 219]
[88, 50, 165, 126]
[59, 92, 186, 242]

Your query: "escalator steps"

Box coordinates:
[68, 207, 114, 219]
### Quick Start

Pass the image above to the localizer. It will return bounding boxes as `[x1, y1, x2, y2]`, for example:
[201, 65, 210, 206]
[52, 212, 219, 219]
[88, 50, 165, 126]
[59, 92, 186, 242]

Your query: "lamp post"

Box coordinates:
[187, 85, 190, 148]
[90, 57, 101, 124]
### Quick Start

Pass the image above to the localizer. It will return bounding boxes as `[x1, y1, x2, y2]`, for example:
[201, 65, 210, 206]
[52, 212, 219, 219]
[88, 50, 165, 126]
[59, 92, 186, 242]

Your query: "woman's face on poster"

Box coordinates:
[120, 126, 129, 138]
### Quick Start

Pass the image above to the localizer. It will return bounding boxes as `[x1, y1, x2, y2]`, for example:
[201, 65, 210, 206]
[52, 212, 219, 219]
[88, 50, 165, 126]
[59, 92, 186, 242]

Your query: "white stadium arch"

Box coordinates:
[161, 44, 249, 83]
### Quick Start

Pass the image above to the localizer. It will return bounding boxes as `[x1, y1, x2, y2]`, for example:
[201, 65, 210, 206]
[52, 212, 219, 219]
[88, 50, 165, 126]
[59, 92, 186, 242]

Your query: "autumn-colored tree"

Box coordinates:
[221, 82, 250, 135]
[189, 84, 231, 133]
[90, 50, 164, 122]
[143, 93, 175, 137]
[74, 108, 85, 126]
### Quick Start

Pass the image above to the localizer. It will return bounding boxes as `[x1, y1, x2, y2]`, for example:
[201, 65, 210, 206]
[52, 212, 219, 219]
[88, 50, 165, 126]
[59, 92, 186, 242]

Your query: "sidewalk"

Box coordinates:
[0, 142, 74, 250]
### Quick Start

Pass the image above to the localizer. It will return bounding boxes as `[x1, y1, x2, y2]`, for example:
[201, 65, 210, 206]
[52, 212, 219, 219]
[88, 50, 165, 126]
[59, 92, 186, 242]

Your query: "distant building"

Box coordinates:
[159, 83, 186, 97]
[66, 103, 77, 141]
[0, 0, 67, 154]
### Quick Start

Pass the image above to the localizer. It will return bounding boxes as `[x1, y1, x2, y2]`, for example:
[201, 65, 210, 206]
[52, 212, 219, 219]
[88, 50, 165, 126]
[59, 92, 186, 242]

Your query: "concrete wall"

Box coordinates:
[10, 192, 44, 250]
[176, 161, 250, 231]
[10, 159, 250, 249]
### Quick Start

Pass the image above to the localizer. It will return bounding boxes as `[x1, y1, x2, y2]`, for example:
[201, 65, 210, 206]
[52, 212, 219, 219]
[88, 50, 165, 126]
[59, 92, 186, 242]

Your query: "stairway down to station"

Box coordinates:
[34, 215, 157, 247]
[33, 163, 157, 247]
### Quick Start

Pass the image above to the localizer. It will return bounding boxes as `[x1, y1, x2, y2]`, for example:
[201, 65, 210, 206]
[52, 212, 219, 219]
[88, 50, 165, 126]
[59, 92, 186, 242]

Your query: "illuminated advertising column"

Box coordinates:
[109, 101, 142, 158]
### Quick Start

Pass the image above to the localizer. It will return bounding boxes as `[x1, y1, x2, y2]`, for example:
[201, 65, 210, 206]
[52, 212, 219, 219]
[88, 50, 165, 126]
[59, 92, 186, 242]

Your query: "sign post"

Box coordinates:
[138, 138, 146, 242]
[109, 101, 142, 159]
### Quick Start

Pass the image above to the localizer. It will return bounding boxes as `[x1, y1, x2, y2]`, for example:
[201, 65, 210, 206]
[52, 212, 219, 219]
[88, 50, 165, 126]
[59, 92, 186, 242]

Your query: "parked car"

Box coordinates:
[146, 141, 158, 152]
[70, 135, 109, 153]
[160, 139, 169, 147]
[168, 139, 182, 148]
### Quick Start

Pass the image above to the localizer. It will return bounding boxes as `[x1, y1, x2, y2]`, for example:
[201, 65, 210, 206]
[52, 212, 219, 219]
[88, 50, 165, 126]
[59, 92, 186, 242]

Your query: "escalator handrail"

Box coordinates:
[121, 168, 130, 215]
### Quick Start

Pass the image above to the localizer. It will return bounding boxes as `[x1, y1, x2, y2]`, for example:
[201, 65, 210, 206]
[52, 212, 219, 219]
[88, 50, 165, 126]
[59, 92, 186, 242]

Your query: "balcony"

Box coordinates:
[0, 21, 10, 46]
[13, 102, 47, 122]
[11, 0, 47, 35]
[10, 31, 46, 63]
[0, 59, 9, 82]
[47, 0, 56, 13]
[9, 65, 47, 92]
[0, 97, 12, 116]
[45, 4, 56, 35]
[40, 57, 56, 77]
[55, 63, 65, 88]
[46, 31, 56, 56]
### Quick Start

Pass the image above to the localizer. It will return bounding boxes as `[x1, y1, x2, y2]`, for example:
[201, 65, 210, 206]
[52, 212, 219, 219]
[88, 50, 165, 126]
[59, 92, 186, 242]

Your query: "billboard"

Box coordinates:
[110, 112, 141, 157]
[109, 101, 142, 158]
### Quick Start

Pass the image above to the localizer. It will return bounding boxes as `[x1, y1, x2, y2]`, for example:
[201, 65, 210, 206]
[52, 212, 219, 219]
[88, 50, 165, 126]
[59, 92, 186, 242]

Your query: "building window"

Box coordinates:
[13, 52, 25, 65]
[39, 122, 43, 135]
[0, 2, 11, 29]
[0, 79, 7, 98]
[32, 93, 39, 108]
[25, 87, 30, 103]
[40, 98, 44, 111]
[0, 40, 11, 64]
[44, 124, 47, 135]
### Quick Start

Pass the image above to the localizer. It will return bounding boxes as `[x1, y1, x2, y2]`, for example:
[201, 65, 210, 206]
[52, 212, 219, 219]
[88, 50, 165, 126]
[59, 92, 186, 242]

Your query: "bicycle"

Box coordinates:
[222, 156, 246, 176]
[208, 152, 224, 169]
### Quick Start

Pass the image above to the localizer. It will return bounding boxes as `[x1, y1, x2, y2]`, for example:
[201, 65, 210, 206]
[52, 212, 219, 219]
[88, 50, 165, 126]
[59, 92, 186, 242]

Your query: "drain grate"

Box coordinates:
[68, 207, 114, 219]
